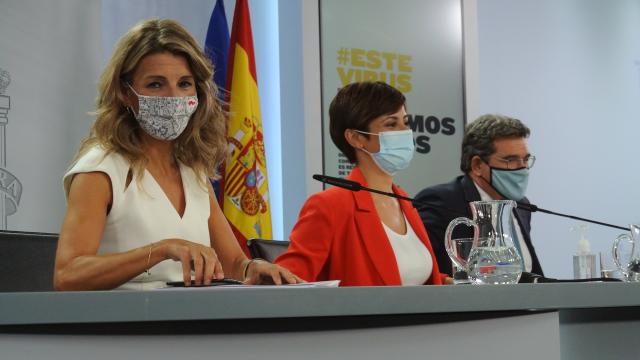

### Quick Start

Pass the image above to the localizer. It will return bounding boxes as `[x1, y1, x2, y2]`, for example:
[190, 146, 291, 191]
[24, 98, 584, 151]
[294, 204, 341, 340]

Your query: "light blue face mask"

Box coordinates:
[490, 167, 530, 201]
[356, 129, 415, 176]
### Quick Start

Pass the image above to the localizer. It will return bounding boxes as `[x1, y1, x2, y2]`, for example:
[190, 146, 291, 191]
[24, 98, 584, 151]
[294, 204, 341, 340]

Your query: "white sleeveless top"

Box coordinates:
[382, 214, 433, 285]
[63, 146, 211, 290]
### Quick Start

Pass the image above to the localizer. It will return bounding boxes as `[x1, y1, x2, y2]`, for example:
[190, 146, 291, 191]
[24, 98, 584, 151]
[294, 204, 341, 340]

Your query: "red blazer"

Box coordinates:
[276, 167, 446, 286]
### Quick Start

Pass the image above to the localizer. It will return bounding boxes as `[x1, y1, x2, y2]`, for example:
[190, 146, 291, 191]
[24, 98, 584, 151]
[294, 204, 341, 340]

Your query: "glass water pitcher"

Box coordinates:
[445, 200, 523, 285]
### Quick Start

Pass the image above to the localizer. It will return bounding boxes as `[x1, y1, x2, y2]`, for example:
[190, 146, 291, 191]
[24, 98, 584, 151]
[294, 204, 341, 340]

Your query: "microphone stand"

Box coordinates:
[312, 174, 628, 231]
[516, 203, 627, 231]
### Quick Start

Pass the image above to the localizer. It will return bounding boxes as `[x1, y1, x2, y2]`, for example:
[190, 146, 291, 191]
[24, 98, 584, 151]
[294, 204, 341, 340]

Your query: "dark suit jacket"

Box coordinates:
[413, 175, 544, 276]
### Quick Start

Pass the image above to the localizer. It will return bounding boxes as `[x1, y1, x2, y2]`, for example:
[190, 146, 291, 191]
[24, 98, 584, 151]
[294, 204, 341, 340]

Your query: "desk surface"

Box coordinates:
[1, 282, 639, 326]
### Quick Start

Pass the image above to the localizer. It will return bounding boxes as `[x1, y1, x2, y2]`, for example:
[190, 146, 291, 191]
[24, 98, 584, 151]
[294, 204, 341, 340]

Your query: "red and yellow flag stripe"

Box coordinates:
[222, 0, 272, 254]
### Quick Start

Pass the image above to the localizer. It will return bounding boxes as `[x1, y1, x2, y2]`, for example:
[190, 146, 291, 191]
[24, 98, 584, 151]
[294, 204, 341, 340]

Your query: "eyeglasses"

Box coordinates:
[491, 155, 536, 170]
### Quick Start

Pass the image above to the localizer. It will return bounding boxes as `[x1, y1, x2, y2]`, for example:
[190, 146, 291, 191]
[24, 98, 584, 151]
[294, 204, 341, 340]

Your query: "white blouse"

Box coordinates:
[382, 214, 433, 285]
[64, 146, 211, 290]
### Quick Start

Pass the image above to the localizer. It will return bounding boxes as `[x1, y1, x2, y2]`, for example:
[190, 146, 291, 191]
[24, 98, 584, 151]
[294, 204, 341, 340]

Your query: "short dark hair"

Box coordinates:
[460, 114, 530, 173]
[329, 81, 406, 163]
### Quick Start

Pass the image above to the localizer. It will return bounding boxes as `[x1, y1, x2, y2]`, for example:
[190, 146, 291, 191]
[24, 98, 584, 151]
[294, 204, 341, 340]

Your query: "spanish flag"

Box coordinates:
[222, 0, 271, 254]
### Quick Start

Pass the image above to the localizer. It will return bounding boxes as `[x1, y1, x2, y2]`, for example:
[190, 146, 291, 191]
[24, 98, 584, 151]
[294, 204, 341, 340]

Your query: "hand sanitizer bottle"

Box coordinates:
[572, 224, 596, 279]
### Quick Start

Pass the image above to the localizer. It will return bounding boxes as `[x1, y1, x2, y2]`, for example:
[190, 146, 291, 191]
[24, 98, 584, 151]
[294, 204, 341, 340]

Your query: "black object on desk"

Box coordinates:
[519, 272, 623, 283]
[246, 238, 290, 262]
[166, 278, 244, 287]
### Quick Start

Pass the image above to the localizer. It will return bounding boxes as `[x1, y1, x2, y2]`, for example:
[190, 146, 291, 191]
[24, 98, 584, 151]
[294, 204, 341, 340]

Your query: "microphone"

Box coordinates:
[474, 175, 627, 231]
[312, 174, 628, 231]
[518, 272, 622, 283]
[312, 174, 415, 202]
[312, 174, 362, 192]
[313, 174, 482, 218]
[515, 203, 627, 231]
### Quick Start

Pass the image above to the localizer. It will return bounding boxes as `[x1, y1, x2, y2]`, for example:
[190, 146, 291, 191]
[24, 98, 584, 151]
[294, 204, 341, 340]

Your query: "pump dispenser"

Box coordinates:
[572, 224, 596, 279]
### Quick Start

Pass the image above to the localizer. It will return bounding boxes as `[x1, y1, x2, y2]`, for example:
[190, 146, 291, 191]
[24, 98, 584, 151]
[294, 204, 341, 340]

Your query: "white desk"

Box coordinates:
[1, 283, 639, 360]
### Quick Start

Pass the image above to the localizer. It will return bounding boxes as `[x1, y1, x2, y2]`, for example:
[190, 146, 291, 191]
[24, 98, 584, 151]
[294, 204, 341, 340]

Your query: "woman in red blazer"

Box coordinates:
[276, 82, 452, 286]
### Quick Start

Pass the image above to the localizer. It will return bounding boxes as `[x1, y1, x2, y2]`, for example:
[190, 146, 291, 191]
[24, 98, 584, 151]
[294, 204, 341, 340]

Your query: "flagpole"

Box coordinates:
[0, 70, 10, 229]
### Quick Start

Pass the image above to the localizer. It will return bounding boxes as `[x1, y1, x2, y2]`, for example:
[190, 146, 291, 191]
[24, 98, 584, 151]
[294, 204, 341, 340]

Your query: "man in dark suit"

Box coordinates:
[414, 114, 544, 277]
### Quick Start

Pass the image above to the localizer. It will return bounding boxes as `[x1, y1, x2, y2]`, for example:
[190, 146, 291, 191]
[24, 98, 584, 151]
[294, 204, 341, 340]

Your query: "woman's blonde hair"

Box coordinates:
[73, 18, 227, 180]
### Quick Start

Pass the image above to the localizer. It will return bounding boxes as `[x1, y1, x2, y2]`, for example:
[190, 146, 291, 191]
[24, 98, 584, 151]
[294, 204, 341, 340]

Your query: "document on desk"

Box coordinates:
[157, 280, 340, 291]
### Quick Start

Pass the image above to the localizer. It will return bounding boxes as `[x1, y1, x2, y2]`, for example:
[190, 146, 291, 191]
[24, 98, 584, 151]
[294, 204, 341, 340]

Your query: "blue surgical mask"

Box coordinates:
[490, 167, 529, 201]
[356, 129, 415, 175]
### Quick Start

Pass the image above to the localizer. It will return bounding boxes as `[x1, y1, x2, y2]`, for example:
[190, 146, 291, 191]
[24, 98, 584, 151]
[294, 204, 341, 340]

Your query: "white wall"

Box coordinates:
[0, 0, 102, 233]
[469, 0, 640, 278]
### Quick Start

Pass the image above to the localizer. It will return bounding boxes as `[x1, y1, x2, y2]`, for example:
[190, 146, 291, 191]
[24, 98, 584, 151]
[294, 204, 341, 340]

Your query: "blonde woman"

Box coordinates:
[54, 19, 300, 290]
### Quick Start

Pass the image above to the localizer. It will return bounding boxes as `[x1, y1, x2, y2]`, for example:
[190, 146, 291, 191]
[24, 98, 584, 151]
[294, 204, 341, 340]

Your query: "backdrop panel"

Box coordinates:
[320, 0, 465, 196]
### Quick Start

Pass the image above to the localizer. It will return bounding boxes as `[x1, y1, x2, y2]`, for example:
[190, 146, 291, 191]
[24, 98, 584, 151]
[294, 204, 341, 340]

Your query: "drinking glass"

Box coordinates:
[450, 238, 474, 284]
[599, 251, 622, 279]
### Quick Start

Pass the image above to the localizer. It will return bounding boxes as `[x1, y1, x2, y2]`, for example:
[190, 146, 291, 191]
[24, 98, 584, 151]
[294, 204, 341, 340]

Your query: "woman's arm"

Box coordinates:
[55, 172, 155, 290]
[274, 193, 334, 282]
[55, 172, 223, 290]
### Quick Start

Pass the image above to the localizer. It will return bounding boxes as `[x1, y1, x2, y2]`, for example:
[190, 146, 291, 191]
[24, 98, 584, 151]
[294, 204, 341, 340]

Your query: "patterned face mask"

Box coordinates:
[128, 85, 198, 141]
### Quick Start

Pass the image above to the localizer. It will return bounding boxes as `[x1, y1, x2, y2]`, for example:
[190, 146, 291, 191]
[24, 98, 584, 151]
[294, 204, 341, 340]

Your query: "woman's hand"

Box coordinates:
[160, 239, 224, 286]
[243, 259, 304, 285]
